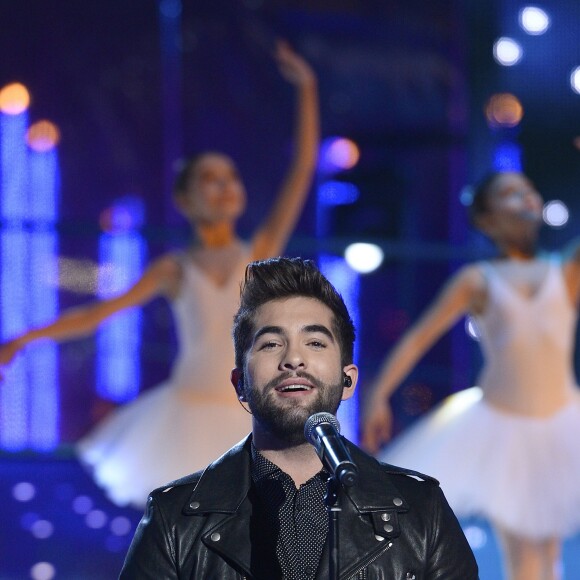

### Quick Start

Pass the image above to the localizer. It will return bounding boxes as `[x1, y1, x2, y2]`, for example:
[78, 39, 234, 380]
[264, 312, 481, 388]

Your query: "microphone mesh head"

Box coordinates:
[304, 412, 341, 442]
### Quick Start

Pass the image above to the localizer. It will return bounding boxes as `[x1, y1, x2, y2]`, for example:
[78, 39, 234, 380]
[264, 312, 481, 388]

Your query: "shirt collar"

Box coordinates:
[250, 440, 329, 485]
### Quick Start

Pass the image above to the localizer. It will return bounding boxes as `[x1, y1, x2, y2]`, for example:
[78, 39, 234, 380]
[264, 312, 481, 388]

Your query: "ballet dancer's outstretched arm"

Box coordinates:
[0, 255, 181, 371]
[361, 264, 485, 454]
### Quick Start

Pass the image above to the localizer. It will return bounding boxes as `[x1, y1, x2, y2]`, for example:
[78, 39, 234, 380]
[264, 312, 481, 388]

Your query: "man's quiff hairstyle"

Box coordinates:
[233, 257, 356, 369]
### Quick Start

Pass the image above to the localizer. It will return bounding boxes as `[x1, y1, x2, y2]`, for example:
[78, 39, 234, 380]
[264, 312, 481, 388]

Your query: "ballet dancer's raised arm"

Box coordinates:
[251, 40, 319, 261]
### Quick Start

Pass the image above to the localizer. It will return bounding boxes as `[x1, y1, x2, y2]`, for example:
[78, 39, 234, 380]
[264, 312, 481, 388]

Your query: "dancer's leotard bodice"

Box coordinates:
[170, 248, 251, 402]
[474, 259, 578, 417]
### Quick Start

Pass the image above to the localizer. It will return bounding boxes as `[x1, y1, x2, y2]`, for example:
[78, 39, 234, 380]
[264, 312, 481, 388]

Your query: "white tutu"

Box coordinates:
[77, 383, 251, 508]
[379, 387, 580, 540]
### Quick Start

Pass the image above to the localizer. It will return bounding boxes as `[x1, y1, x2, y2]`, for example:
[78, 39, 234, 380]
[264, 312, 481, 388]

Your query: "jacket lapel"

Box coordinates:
[182, 437, 256, 576]
[315, 442, 412, 579]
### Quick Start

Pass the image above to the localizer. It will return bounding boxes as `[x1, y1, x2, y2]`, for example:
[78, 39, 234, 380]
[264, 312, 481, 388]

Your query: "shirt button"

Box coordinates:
[383, 524, 394, 533]
[381, 513, 391, 521]
[210, 532, 221, 542]
[189, 501, 200, 510]
[393, 497, 403, 506]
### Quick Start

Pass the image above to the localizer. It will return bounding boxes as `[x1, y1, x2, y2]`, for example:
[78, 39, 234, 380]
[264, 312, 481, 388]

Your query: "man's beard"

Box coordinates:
[245, 371, 344, 445]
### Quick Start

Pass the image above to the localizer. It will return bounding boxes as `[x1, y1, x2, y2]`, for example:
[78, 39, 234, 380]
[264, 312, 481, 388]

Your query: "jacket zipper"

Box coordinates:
[240, 542, 394, 580]
[348, 541, 393, 579]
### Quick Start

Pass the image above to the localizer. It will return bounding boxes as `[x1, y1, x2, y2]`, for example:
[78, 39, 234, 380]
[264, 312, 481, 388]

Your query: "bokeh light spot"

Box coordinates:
[493, 37, 523, 66]
[519, 6, 550, 35]
[485, 93, 524, 128]
[30, 562, 56, 580]
[464, 525, 488, 550]
[72, 495, 93, 515]
[99, 195, 146, 233]
[31, 519, 54, 539]
[542, 200, 569, 228]
[110, 516, 133, 536]
[0, 82, 30, 115]
[27, 120, 60, 152]
[85, 509, 108, 529]
[320, 137, 360, 171]
[344, 243, 384, 274]
[13, 481, 36, 502]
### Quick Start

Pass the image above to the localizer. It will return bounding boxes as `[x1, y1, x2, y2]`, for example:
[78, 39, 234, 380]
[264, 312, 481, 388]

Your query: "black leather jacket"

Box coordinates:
[120, 437, 478, 579]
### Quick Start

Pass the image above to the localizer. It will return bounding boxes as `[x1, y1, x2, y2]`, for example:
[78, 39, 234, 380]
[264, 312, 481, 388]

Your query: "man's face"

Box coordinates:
[241, 296, 357, 444]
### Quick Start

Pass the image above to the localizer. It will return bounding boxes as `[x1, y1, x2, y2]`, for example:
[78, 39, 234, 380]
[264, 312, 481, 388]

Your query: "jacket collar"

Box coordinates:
[343, 441, 410, 513]
[183, 434, 416, 515]
[183, 436, 253, 515]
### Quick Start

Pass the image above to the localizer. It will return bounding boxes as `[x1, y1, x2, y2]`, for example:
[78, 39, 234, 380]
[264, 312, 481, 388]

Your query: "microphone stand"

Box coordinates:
[324, 475, 341, 580]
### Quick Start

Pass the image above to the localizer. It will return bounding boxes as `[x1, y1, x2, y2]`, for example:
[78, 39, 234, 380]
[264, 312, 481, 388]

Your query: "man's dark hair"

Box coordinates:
[467, 171, 502, 225]
[233, 257, 355, 368]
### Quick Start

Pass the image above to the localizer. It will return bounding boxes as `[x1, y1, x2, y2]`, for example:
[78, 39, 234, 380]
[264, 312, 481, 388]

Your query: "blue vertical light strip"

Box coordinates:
[0, 231, 29, 449]
[0, 111, 30, 450]
[316, 171, 361, 442]
[1, 112, 28, 218]
[318, 255, 361, 443]
[96, 229, 145, 402]
[27, 148, 59, 450]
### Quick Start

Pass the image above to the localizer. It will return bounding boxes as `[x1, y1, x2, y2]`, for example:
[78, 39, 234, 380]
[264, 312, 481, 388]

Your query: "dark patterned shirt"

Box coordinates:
[250, 443, 329, 580]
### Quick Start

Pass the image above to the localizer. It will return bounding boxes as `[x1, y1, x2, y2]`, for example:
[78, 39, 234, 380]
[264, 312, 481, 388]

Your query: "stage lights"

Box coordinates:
[485, 93, 523, 129]
[543, 200, 569, 228]
[344, 242, 384, 274]
[320, 136, 360, 172]
[0, 82, 30, 115]
[493, 37, 522, 67]
[96, 209, 146, 403]
[1, 83, 60, 451]
[519, 6, 550, 35]
[26, 120, 60, 152]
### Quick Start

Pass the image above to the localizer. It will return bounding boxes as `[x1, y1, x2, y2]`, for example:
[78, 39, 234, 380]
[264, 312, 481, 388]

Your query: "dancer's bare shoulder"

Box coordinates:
[147, 253, 184, 299]
[454, 262, 488, 315]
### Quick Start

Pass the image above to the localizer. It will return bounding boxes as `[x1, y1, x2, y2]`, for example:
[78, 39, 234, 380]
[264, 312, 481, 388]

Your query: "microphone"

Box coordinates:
[304, 412, 358, 487]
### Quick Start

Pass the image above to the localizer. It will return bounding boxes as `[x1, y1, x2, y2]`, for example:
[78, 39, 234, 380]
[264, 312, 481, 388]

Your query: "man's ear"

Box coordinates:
[341, 364, 358, 401]
[231, 368, 245, 400]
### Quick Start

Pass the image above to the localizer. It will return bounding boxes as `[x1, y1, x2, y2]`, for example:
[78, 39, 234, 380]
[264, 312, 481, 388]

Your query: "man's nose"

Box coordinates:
[281, 345, 305, 370]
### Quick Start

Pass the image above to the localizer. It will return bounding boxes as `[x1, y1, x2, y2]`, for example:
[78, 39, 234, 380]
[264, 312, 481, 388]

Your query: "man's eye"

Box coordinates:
[261, 341, 279, 350]
[308, 340, 326, 348]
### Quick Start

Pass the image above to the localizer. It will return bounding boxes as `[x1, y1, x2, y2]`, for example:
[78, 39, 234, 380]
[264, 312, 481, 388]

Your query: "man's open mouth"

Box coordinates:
[275, 384, 313, 393]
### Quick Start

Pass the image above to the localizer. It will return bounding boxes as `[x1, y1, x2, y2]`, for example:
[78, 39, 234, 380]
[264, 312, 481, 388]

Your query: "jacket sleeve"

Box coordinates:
[119, 495, 178, 579]
[426, 485, 479, 579]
